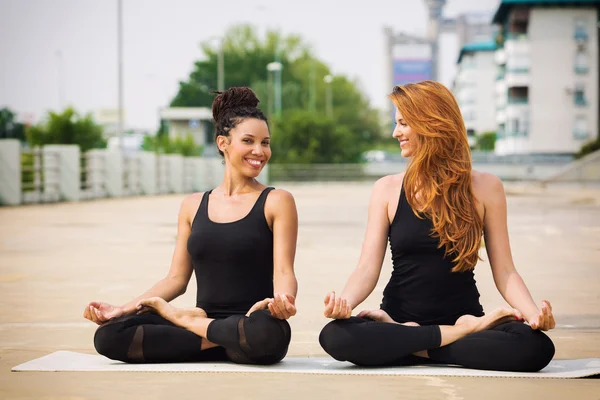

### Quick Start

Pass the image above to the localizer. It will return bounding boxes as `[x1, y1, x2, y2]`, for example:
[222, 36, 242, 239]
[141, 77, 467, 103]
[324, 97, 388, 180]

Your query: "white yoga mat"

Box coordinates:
[12, 351, 600, 379]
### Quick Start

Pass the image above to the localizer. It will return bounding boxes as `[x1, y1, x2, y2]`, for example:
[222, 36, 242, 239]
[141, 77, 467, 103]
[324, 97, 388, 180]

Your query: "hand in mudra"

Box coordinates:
[323, 292, 352, 319]
[246, 294, 296, 320]
[528, 300, 556, 331]
[83, 302, 124, 325]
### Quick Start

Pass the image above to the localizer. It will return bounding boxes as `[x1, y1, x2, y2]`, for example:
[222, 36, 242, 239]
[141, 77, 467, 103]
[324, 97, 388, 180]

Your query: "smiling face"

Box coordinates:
[217, 118, 271, 178]
[392, 108, 417, 158]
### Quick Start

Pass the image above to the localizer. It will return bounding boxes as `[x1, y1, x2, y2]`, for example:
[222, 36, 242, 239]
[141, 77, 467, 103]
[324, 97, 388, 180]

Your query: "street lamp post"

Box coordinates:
[208, 36, 225, 92]
[324, 74, 333, 118]
[117, 0, 124, 151]
[309, 60, 316, 112]
[217, 37, 224, 91]
[267, 61, 283, 118]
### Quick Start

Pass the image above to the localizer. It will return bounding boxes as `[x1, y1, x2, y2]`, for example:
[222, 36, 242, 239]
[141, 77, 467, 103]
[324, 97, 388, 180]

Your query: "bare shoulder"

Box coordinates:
[472, 170, 505, 204]
[265, 188, 297, 215]
[180, 192, 204, 221]
[268, 188, 296, 204]
[374, 172, 404, 194]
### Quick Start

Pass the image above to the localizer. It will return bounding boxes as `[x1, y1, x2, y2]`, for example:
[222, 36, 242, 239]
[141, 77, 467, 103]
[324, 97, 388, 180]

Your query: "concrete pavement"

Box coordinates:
[1, 182, 599, 399]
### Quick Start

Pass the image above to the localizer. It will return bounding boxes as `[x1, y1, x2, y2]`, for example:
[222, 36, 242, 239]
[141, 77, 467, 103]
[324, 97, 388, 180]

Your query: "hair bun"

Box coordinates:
[212, 87, 260, 122]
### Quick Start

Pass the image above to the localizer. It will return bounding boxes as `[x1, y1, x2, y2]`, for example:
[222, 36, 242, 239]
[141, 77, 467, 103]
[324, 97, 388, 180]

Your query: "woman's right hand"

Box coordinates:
[323, 291, 352, 319]
[83, 302, 125, 325]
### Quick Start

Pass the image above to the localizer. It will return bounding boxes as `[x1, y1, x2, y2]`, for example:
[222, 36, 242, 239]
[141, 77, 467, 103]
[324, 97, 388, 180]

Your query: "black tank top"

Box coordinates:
[187, 187, 275, 318]
[381, 184, 484, 326]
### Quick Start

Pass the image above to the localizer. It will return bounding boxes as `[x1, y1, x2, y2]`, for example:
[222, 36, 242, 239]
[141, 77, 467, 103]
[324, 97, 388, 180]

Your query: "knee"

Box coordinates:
[93, 319, 140, 363]
[319, 320, 354, 362]
[522, 332, 555, 372]
[244, 311, 291, 364]
[94, 322, 126, 361]
[510, 329, 555, 372]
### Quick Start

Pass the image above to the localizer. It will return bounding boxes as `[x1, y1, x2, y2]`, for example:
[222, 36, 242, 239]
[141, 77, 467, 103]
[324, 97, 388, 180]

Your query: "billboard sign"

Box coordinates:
[393, 59, 432, 85]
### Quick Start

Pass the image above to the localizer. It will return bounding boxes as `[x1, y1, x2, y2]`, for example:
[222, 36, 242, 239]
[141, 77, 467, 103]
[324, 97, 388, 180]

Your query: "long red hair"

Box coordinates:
[389, 81, 483, 272]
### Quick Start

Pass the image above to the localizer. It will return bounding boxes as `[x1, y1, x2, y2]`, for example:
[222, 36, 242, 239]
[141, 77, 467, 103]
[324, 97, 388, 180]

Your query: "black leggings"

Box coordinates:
[319, 317, 555, 372]
[94, 309, 291, 365]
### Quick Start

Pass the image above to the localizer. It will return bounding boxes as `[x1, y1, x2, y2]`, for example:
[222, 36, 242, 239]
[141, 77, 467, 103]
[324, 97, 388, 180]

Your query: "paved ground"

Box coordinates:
[1, 182, 599, 399]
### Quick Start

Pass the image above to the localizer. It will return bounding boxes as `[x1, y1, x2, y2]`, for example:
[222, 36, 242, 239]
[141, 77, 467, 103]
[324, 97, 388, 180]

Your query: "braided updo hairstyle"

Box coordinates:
[211, 87, 268, 157]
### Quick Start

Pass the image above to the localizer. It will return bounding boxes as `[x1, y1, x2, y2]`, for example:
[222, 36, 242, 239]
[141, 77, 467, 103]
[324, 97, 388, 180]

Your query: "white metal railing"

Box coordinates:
[156, 155, 169, 194]
[21, 147, 60, 204]
[80, 151, 107, 200]
[123, 154, 142, 196]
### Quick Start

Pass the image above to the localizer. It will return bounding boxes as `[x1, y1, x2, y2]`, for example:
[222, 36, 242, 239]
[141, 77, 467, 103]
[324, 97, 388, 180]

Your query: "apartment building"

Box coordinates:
[493, 0, 599, 155]
[454, 41, 498, 148]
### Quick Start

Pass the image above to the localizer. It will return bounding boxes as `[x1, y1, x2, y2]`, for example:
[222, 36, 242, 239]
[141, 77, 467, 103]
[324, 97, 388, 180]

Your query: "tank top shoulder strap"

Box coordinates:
[390, 184, 406, 227]
[253, 187, 275, 213]
[191, 189, 213, 229]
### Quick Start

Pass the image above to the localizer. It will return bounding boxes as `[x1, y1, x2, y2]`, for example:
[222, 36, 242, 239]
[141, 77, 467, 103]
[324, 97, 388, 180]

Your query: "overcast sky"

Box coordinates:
[1, 0, 500, 130]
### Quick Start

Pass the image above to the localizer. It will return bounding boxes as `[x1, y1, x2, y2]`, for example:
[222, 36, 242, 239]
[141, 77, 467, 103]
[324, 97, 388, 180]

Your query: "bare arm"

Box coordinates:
[482, 175, 555, 330]
[84, 195, 197, 323]
[335, 177, 391, 311]
[120, 195, 197, 314]
[266, 189, 298, 319]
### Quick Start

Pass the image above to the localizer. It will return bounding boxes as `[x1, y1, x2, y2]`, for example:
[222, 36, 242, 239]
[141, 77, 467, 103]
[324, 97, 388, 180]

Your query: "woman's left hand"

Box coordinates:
[268, 293, 297, 320]
[528, 300, 556, 331]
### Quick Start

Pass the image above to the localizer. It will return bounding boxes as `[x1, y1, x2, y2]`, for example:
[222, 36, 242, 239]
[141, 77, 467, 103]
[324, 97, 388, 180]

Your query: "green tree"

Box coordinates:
[476, 131, 496, 152]
[270, 110, 362, 164]
[575, 137, 600, 159]
[0, 107, 26, 142]
[170, 24, 382, 163]
[171, 26, 307, 108]
[142, 133, 203, 157]
[26, 107, 106, 152]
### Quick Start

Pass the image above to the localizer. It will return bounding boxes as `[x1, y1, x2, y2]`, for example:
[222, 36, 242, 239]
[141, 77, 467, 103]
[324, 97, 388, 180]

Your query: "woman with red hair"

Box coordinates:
[319, 81, 555, 372]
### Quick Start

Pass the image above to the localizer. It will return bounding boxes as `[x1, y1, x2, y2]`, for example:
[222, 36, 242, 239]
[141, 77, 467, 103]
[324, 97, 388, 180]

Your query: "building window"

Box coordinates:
[506, 7, 529, 39]
[508, 87, 528, 104]
[512, 119, 520, 136]
[521, 111, 529, 136]
[574, 84, 587, 106]
[574, 19, 588, 42]
[573, 116, 590, 140]
[575, 49, 589, 74]
[496, 65, 506, 80]
[497, 123, 505, 138]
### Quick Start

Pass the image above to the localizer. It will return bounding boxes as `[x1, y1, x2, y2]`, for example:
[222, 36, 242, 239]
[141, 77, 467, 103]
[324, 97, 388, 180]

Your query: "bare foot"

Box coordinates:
[455, 307, 518, 335]
[137, 297, 207, 325]
[401, 322, 420, 327]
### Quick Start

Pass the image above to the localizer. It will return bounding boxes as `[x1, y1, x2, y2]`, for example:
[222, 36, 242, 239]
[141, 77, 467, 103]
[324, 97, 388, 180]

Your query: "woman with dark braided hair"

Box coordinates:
[318, 81, 555, 372]
[84, 87, 298, 365]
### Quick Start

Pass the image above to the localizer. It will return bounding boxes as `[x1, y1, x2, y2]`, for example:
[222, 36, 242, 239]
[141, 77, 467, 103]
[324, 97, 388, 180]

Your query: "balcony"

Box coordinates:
[496, 94, 507, 109]
[495, 80, 507, 96]
[496, 109, 507, 124]
[507, 86, 528, 105]
[508, 98, 528, 105]
[495, 48, 506, 65]
[505, 68, 530, 87]
[504, 37, 529, 55]
[505, 32, 528, 42]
